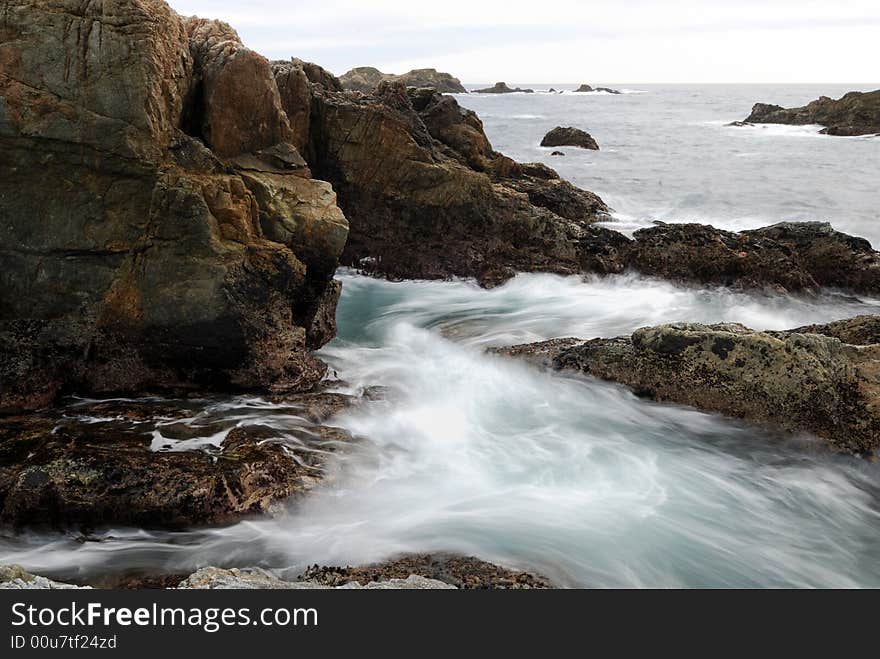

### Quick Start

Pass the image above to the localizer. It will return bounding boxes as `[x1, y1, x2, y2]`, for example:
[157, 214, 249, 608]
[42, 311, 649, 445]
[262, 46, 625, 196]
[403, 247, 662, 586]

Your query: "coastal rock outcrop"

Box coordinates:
[339, 66, 467, 93]
[305, 80, 609, 285]
[743, 90, 880, 136]
[0, 1, 349, 412]
[474, 82, 534, 94]
[0, 392, 358, 528]
[497, 321, 880, 454]
[541, 126, 600, 150]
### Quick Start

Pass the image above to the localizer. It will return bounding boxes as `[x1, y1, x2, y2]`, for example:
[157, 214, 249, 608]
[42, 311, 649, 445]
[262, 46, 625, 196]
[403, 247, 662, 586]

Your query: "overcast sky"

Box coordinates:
[168, 0, 880, 83]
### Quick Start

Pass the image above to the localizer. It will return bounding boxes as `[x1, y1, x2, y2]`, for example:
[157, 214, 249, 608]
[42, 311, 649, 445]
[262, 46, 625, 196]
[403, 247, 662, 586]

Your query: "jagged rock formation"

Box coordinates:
[497, 320, 880, 454]
[743, 90, 880, 136]
[541, 126, 600, 150]
[0, 1, 349, 413]
[339, 66, 466, 93]
[474, 82, 534, 93]
[301, 80, 609, 285]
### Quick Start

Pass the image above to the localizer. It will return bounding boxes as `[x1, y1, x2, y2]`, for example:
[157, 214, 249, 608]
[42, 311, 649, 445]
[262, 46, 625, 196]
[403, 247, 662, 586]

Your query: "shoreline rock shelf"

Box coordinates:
[742, 90, 880, 135]
[496, 317, 880, 455]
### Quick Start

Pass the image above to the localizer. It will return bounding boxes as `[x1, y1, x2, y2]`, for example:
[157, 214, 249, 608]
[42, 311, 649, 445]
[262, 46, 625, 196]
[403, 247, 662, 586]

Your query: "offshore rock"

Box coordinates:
[339, 66, 466, 93]
[540, 126, 600, 150]
[0, 1, 349, 412]
[743, 90, 880, 136]
[474, 82, 534, 93]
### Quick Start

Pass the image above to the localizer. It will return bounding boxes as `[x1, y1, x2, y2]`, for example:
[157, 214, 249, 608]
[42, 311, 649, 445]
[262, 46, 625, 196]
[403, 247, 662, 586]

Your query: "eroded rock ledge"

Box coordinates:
[742, 90, 880, 136]
[496, 316, 880, 455]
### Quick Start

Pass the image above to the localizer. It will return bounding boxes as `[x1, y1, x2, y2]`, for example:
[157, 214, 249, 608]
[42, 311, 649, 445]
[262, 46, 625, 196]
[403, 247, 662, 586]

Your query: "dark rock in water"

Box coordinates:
[339, 66, 467, 93]
[550, 150, 565, 156]
[499, 321, 880, 455]
[548, 88, 557, 93]
[625, 221, 880, 295]
[306, 81, 609, 286]
[300, 554, 552, 589]
[726, 120, 753, 127]
[0, 2, 349, 412]
[574, 84, 621, 94]
[541, 126, 600, 150]
[743, 90, 880, 135]
[0, 392, 358, 529]
[473, 82, 534, 94]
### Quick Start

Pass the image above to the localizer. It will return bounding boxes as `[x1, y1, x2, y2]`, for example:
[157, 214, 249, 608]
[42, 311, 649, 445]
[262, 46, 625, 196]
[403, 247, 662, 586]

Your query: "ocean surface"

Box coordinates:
[2, 85, 879, 588]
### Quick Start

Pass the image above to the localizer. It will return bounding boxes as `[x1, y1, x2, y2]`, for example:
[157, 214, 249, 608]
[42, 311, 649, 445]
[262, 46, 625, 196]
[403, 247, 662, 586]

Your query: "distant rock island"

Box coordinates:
[741, 90, 880, 136]
[575, 84, 621, 94]
[474, 82, 534, 94]
[339, 66, 467, 93]
[541, 126, 600, 150]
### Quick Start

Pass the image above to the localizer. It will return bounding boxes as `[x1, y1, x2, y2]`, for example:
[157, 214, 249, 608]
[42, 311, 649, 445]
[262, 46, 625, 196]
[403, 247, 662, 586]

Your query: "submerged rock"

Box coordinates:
[339, 66, 467, 93]
[474, 82, 534, 94]
[498, 321, 880, 454]
[541, 126, 600, 150]
[0, 392, 359, 528]
[743, 90, 880, 135]
[0, 1, 349, 413]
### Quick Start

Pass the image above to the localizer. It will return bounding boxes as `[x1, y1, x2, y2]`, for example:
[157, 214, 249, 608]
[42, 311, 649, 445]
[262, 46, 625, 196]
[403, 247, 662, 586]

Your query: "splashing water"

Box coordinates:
[4, 271, 880, 587]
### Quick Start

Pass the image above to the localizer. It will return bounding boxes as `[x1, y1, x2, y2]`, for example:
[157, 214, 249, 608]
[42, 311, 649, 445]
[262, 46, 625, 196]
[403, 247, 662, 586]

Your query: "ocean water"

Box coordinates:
[2, 86, 880, 587]
[459, 83, 880, 241]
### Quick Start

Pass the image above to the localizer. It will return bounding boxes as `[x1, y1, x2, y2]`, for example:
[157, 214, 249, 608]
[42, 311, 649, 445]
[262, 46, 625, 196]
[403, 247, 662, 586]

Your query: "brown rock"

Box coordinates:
[540, 126, 600, 150]
[339, 66, 466, 93]
[743, 90, 880, 136]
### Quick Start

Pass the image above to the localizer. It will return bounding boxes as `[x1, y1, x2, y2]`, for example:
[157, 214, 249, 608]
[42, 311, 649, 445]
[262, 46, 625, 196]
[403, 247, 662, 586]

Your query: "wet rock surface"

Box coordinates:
[541, 126, 600, 150]
[498, 321, 880, 454]
[743, 90, 880, 136]
[0, 565, 90, 590]
[0, 392, 362, 529]
[339, 66, 467, 93]
[178, 567, 456, 589]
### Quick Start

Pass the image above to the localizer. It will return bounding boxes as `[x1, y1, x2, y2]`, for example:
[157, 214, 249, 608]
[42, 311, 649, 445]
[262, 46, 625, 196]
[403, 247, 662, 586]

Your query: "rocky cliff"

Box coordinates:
[743, 90, 880, 136]
[0, 1, 348, 412]
[339, 66, 467, 93]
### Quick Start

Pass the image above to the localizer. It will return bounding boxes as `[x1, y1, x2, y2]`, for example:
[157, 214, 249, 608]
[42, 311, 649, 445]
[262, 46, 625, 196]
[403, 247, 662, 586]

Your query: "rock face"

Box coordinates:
[541, 126, 600, 150]
[0, 1, 349, 413]
[743, 90, 880, 135]
[339, 66, 466, 93]
[304, 80, 609, 285]
[0, 393, 357, 529]
[500, 322, 880, 454]
[474, 82, 534, 94]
